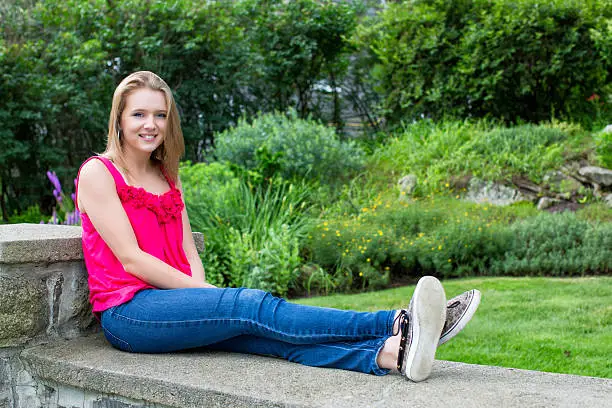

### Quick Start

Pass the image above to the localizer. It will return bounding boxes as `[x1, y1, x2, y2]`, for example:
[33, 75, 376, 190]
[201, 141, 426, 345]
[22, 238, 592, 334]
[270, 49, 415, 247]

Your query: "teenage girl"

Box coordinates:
[76, 71, 481, 382]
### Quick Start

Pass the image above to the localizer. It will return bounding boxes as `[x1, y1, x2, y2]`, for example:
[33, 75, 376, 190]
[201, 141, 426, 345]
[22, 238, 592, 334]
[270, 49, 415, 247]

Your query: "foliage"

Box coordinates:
[304, 197, 610, 292]
[42, 171, 81, 225]
[354, 0, 612, 126]
[7, 205, 43, 224]
[594, 128, 612, 168]
[0, 0, 362, 220]
[372, 121, 588, 195]
[490, 212, 611, 276]
[236, 0, 362, 124]
[180, 161, 312, 296]
[213, 110, 366, 186]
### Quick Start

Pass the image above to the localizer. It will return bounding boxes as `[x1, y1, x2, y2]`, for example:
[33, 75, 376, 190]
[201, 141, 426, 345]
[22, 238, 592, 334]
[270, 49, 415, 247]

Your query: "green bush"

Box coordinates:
[304, 197, 610, 291]
[7, 205, 44, 224]
[180, 161, 312, 296]
[372, 121, 585, 194]
[213, 110, 366, 186]
[594, 128, 612, 168]
[355, 0, 612, 125]
[491, 212, 611, 276]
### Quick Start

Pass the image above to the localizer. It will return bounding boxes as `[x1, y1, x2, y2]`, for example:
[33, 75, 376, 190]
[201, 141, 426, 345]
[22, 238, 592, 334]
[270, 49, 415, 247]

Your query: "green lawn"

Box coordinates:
[294, 276, 612, 378]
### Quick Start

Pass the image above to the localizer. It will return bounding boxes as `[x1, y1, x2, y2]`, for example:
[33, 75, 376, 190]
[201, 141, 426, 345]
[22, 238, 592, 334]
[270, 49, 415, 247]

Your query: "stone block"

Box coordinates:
[0, 275, 48, 347]
[0, 224, 83, 265]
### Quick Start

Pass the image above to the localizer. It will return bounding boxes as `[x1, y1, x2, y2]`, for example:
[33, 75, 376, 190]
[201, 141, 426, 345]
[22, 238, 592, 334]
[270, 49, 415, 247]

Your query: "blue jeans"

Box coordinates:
[100, 288, 395, 375]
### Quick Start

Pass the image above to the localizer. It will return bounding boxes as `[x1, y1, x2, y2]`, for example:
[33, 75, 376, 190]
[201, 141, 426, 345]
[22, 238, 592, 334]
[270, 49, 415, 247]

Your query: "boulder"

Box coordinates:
[465, 178, 527, 206]
[398, 175, 417, 201]
[578, 166, 612, 187]
[604, 194, 612, 208]
[537, 197, 558, 210]
[601, 124, 612, 134]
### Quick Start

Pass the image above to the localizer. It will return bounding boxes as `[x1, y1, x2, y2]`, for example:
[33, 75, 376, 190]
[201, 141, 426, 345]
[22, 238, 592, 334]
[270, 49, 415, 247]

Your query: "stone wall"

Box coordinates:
[0, 224, 204, 408]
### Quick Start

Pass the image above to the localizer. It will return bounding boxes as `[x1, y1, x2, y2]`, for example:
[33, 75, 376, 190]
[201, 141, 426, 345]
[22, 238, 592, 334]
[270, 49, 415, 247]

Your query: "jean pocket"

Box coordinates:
[102, 327, 133, 352]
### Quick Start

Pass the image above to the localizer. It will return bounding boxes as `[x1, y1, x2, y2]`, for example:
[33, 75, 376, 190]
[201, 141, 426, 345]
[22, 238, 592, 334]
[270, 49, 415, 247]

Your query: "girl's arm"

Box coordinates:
[78, 159, 211, 289]
[177, 178, 210, 284]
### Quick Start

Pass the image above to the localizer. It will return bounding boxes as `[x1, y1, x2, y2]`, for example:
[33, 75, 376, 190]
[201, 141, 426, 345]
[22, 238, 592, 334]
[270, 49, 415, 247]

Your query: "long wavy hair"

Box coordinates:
[103, 71, 184, 182]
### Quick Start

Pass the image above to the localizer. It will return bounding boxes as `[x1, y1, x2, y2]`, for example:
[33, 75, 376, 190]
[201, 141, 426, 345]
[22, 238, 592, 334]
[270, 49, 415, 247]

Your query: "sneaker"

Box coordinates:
[439, 289, 481, 346]
[396, 276, 446, 382]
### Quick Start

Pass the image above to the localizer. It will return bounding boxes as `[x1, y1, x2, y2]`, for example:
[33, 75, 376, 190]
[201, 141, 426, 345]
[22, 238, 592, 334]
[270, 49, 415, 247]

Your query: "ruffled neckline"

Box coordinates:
[117, 185, 184, 223]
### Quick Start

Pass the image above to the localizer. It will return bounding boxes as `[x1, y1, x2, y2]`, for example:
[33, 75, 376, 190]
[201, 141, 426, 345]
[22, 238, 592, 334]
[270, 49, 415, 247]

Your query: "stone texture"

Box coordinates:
[465, 178, 527, 206]
[543, 171, 583, 195]
[578, 166, 612, 187]
[602, 124, 612, 134]
[0, 224, 205, 265]
[605, 193, 612, 208]
[20, 334, 612, 408]
[537, 197, 558, 210]
[398, 175, 417, 201]
[0, 224, 83, 264]
[0, 276, 48, 347]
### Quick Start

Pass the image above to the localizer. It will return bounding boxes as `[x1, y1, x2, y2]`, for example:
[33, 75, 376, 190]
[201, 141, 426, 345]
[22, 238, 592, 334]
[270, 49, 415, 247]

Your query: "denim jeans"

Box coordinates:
[100, 287, 395, 375]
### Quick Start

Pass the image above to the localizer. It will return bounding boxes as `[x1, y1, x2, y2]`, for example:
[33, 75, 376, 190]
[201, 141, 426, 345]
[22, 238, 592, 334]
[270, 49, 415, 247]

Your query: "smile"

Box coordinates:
[139, 134, 157, 141]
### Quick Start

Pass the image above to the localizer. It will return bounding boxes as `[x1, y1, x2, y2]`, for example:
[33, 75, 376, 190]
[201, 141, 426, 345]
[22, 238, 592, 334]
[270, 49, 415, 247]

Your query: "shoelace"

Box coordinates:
[392, 309, 410, 372]
[448, 300, 460, 308]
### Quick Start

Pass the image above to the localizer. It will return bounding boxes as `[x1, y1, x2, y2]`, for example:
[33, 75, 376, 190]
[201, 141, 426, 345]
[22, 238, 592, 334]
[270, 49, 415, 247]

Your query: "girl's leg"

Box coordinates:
[207, 335, 390, 375]
[101, 287, 395, 374]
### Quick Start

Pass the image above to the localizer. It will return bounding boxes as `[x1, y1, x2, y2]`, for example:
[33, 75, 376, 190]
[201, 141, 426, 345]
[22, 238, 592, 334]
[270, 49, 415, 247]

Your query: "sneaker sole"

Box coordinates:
[438, 289, 481, 346]
[404, 276, 446, 382]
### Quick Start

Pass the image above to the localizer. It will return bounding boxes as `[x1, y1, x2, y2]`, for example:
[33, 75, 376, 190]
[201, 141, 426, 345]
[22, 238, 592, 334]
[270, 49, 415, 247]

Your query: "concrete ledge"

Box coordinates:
[0, 224, 204, 264]
[21, 334, 612, 408]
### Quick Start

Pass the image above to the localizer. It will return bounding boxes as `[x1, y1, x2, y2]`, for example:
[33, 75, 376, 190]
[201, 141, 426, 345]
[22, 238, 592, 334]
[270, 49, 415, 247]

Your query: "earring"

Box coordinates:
[117, 128, 121, 140]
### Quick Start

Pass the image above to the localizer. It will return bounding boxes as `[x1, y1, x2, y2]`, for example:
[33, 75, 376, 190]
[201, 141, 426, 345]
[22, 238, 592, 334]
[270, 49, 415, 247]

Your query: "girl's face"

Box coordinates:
[120, 88, 167, 157]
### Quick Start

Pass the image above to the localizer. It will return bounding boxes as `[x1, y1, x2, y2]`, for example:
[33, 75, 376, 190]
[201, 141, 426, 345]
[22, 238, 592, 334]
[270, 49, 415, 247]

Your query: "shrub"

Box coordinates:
[355, 0, 612, 125]
[305, 197, 609, 291]
[213, 110, 365, 186]
[491, 212, 611, 276]
[594, 128, 612, 168]
[180, 161, 312, 295]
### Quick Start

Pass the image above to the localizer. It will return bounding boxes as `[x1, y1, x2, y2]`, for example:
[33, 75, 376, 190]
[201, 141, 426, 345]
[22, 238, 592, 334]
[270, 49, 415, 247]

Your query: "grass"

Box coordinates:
[294, 276, 612, 378]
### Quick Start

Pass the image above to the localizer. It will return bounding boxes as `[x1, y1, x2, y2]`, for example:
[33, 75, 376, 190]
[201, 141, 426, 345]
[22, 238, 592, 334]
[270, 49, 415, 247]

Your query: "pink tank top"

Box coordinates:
[75, 156, 192, 314]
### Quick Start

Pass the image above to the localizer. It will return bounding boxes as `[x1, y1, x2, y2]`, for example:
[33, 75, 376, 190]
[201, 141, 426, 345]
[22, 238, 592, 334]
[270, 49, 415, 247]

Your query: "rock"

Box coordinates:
[465, 178, 526, 206]
[604, 194, 612, 208]
[0, 276, 48, 347]
[398, 175, 417, 200]
[537, 197, 558, 210]
[578, 166, 612, 187]
[602, 124, 612, 134]
[543, 171, 583, 195]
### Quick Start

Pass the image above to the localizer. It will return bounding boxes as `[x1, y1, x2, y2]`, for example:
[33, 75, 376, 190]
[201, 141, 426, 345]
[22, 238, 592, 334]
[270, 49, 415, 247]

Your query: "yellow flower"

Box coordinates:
[322, 233, 326, 238]
[384, 266, 390, 270]
[359, 272, 363, 277]
[445, 183, 450, 187]
[378, 230, 383, 236]
[362, 208, 369, 212]
[438, 245, 442, 250]
[367, 258, 371, 263]
[418, 232, 424, 238]
[323, 222, 328, 227]
[448, 258, 452, 263]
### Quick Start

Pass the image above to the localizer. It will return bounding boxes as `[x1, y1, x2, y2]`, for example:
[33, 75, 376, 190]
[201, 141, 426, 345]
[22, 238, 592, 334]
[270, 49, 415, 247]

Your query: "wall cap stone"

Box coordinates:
[0, 224, 204, 265]
[21, 333, 612, 408]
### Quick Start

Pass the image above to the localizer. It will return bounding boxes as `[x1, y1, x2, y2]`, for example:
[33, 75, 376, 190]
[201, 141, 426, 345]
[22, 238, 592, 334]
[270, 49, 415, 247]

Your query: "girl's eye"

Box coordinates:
[133, 112, 144, 118]
[156, 113, 167, 118]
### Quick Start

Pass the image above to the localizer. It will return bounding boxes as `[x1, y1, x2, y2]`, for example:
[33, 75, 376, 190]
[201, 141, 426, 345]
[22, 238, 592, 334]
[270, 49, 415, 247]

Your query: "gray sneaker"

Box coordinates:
[396, 276, 446, 382]
[438, 289, 481, 346]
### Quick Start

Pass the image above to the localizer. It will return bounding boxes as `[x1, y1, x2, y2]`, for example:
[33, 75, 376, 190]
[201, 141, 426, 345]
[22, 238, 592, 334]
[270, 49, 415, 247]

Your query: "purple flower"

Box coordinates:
[46, 171, 62, 194]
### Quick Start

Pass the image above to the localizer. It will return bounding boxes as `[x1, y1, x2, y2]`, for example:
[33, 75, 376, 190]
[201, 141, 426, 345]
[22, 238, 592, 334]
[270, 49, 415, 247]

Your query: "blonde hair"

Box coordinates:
[103, 71, 184, 182]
